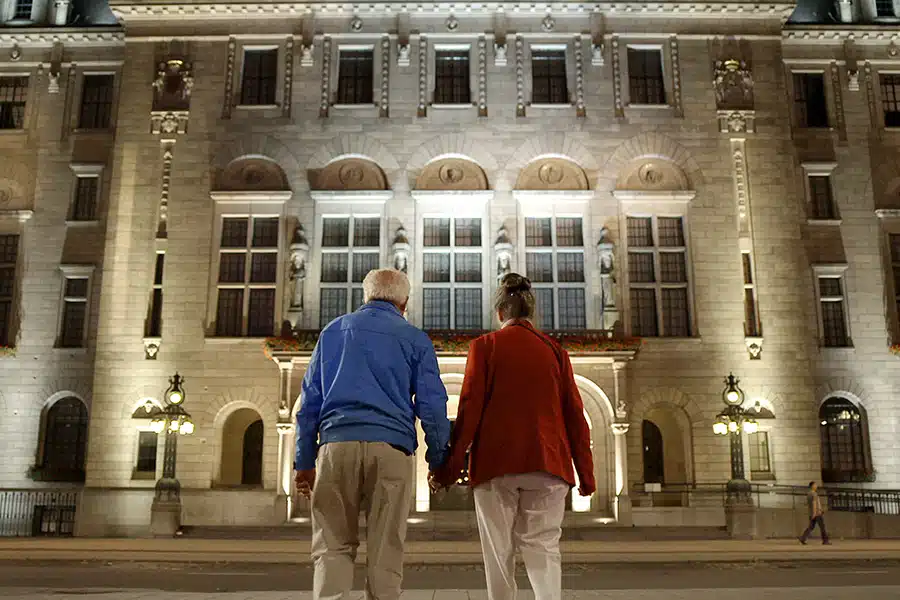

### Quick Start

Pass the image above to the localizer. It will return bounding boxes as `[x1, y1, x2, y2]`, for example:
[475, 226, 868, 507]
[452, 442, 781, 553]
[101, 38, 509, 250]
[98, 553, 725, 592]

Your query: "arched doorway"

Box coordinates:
[642, 420, 664, 484]
[40, 397, 89, 482]
[219, 408, 264, 487]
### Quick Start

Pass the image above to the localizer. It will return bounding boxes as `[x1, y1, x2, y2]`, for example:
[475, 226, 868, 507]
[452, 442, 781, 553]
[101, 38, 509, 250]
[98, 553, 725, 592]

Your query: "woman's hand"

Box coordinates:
[578, 483, 596, 497]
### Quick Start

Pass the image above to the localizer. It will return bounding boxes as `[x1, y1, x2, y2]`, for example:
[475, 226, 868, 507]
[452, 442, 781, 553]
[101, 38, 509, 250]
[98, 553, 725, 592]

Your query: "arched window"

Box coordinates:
[820, 397, 873, 483]
[41, 397, 88, 481]
[241, 419, 264, 486]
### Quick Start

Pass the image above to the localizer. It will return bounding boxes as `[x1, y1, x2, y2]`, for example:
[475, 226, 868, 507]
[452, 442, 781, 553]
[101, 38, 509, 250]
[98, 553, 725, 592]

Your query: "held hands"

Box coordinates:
[578, 483, 596, 497]
[295, 469, 316, 499]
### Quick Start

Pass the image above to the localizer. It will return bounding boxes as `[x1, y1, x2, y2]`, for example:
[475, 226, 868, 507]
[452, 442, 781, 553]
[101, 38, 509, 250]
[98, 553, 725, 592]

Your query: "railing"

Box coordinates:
[630, 482, 900, 515]
[0, 489, 79, 537]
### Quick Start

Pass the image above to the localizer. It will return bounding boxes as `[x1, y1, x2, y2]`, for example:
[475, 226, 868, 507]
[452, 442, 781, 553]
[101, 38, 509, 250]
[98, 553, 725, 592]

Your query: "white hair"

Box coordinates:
[363, 269, 410, 306]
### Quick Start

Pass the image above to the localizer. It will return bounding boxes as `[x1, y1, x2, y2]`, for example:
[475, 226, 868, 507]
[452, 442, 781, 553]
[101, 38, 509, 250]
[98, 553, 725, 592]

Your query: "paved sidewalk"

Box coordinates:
[1, 538, 899, 564]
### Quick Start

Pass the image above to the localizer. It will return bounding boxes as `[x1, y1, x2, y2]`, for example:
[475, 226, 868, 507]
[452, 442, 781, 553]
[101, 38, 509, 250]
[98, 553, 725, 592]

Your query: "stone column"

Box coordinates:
[274, 360, 295, 522]
[611, 422, 632, 526]
[414, 423, 429, 512]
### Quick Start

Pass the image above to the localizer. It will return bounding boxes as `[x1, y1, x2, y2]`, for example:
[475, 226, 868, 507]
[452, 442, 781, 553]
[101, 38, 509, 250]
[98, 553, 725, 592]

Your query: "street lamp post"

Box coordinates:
[712, 373, 759, 504]
[145, 373, 194, 536]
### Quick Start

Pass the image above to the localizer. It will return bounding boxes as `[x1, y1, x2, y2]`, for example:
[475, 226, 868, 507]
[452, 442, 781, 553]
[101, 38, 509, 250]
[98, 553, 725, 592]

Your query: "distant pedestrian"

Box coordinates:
[435, 273, 596, 600]
[295, 268, 451, 600]
[799, 481, 831, 545]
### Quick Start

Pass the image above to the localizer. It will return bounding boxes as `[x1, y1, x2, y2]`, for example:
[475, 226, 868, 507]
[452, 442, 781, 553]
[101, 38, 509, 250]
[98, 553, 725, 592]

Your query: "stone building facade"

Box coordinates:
[0, 0, 898, 536]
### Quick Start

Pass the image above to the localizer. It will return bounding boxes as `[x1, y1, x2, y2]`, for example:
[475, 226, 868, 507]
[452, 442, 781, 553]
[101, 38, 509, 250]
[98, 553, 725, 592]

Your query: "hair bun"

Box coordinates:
[501, 273, 532, 293]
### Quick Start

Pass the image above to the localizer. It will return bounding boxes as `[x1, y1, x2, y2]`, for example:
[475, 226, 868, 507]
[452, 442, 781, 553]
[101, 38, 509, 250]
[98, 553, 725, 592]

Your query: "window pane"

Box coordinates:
[626, 217, 654, 247]
[662, 288, 690, 337]
[351, 288, 365, 311]
[252, 217, 279, 248]
[72, 177, 98, 221]
[526, 252, 553, 283]
[744, 288, 760, 337]
[454, 253, 482, 283]
[319, 288, 348, 328]
[42, 398, 88, 478]
[0, 267, 12, 297]
[352, 252, 379, 283]
[558, 289, 586, 329]
[890, 234, 900, 262]
[148, 288, 163, 338]
[337, 50, 374, 105]
[820, 398, 869, 482]
[0, 234, 18, 263]
[136, 431, 158, 473]
[353, 217, 380, 247]
[809, 176, 836, 220]
[531, 50, 568, 105]
[0, 300, 11, 347]
[434, 50, 470, 105]
[627, 48, 666, 105]
[630, 288, 658, 337]
[423, 288, 450, 330]
[221, 218, 249, 248]
[455, 289, 482, 330]
[822, 300, 849, 347]
[215, 289, 243, 336]
[78, 74, 115, 130]
[14, 0, 32, 19]
[0, 76, 28, 130]
[819, 277, 842, 298]
[749, 431, 771, 473]
[454, 218, 482, 247]
[534, 288, 554, 329]
[60, 301, 86, 347]
[424, 218, 451, 247]
[658, 217, 685, 247]
[250, 253, 277, 283]
[881, 74, 900, 127]
[65, 278, 88, 299]
[877, 0, 895, 16]
[219, 253, 246, 283]
[321, 253, 349, 283]
[248, 289, 275, 337]
[794, 73, 829, 128]
[423, 253, 451, 283]
[555, 218, 583, 247]
[322, 218, 350, 247]
[659, 252, 687, 283]
[153, 253, 165, 286]
[628, 252, 655, 283]
[525, 218, 552, 247]
[557, 253, 585, 283]
[741, 253, 753, 285]
[240, 49, 278, 106]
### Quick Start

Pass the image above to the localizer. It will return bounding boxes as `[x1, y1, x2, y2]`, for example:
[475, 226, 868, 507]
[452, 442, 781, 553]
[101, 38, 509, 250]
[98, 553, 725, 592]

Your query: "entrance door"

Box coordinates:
[242, 419, 264, 486]
[642, 419, 665, 484]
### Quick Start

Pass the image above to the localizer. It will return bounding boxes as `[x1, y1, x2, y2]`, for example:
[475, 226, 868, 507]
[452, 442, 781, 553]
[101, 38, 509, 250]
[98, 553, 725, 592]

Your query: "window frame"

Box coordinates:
[0, 230, 22, 348]
[11, 0, 34, 20]
[68, 163, 104, 225]
[528, 43, 571, 107]
[0, 73, 30, 131]
[132, 426, 160, 480]
[812, 264, 853, 349]
[819, 395, 873, 484]
[146, 251, 165, 338]
[801, 162, 840, 224]
[77, 72, 117, 131]
[741, 250, 762, 338]
[426, 42, 475, 110]
[207, 192, 289, 339]
[333, 44, 376, 107]
[235, 44, 284, 110]
[38, 396, 89, 482]
[56, 264, 95, 350]
[745, 428, 776, 481]
[789, 69, 831, 130]
[621, 43, 672, 110]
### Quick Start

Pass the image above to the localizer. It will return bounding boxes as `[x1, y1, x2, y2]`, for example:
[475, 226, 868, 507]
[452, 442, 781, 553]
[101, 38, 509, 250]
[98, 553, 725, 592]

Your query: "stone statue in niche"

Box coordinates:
[392, 226, 410, 273]
[712, 59, 754, 111]
[597, 227, 618, 329]
[287, 224, 309, 328]
[494, 226, 514, 281]
[152, 59, 194, 111]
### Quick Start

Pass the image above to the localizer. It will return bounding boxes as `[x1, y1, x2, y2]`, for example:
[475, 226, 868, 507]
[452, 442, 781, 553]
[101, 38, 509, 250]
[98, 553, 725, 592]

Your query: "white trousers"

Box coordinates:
[473, 472, 571, 600]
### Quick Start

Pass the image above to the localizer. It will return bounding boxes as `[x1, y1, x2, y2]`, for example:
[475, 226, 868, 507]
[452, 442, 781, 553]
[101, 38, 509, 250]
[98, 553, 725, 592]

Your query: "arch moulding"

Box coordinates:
[630, 387, 704, 427]
[515, 155, 591, 191]
[211, 135, 303, 189]
[816, 377, 873, 409]
[415, 155, 490, 191]
[605, 133, 704, 189]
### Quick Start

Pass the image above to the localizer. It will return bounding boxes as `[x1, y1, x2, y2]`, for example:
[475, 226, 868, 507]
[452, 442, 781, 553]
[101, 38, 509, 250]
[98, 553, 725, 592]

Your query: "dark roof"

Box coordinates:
[788, 0, 840, 24]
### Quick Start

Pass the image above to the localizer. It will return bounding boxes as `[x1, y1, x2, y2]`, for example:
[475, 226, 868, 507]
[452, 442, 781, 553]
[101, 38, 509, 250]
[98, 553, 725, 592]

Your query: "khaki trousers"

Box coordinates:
[473, 472, 571, 600]
[310, 441, 414, 600]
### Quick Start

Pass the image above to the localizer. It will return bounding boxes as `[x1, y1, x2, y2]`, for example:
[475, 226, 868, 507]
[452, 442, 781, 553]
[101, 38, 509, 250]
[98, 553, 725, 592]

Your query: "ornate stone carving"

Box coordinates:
[541, 14, 556, 32]
[731, 140, 750, 237]
[591, 41, 604, 67]
[638, 163, 664, 187]
[398, 43, 410, 67]
[446, 15, 459, 31]
[316, 158, 387, 191]
[494, 42, 507, 67]
[152, 59, 194, 111]
[150, 111, 189, 135]
[439, 164, 464, 184]
[575, 35, 586, 118]
[597, 227, 617, 329]
[380, 36, 390, 118]
[848, 68, 860, 92]
[831, 61, 847, 143]
[338, 163, 364, 186]
[611, 422, 630, 436]
[611, 36, 623, 118]
[417, 36, 428, 117]
[143, 337, 161, 360]
[717, 110, 756, 134]
[320, 37, 332, 118]
[616, 158, 689, 192]
[515, 35, 525, 117]
[392, 227, 410, 273]
[494, 226, 513, 281]
[712, 58, 753, 111]
[9, 44, 20, 61]
[670, 36, 683, 117]
[745, 336, 763, 360]
[219, 157, 289, 191]
[47, 70, 60, 94]
[517, 158, 589, 191]
[350, 16, 363, 32]
[539, 163, 564, 185]
[222, 37, 236, 119]
[300, 44, 314, 68]
[416, 158, 489, 191]
[865, 61, 879, 138]
[288, 225, 309, 326]
[283, 37, 294, 118]
[157, 142, 175, 239]
[845, 39, 859, 92]
[478, 36, 488, 117]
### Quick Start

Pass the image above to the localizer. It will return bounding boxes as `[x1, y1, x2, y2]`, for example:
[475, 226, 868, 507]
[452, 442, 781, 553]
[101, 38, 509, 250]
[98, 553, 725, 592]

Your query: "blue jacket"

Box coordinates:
[295, 300, 451, 472]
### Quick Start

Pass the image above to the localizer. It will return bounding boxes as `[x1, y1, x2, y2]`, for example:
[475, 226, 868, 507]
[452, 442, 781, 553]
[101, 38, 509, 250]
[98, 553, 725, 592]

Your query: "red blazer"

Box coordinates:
[439, 320, 596, 492]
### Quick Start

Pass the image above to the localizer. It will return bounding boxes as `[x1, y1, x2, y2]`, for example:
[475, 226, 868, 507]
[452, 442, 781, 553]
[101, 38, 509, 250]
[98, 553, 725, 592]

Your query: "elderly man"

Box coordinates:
[295, 268, 450, 600]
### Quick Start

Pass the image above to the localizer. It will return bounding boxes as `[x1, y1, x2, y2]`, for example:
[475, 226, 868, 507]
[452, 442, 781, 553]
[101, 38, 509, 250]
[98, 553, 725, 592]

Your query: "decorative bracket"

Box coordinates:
[745, 336, 763, 360]
[143, 337, 161, 360]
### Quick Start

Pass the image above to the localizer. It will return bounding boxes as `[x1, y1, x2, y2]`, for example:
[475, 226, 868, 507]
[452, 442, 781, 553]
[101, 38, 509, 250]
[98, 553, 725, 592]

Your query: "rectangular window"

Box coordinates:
[627, 48, 666, 105]
[71, 177, 99, 221]
[319, 216, 380, 328]
[60, 277, 89, 348]
[793, 73, 829, 128]
[0, 235, 19, 347]
[818, 276, 850, 347]
[78, 74, 115, 130]
[434, 50, 471, 105]
[336, 50, 374, 105]
[890, 235, 900, 336]
[240, 49, 278, 106]
[531, 49, 568, 105]
[808, 175, 837, 220]
[881, 74, 900, 127]
[215, 216, 279, 337]
[877, 0, 895, 17]
[422, 217, 482, 330]
[135, 431, 158, 474]
[13, 0, 32, 19]
[748, 431, 772, 475]
[627, 216, 691, 337]
[147, 253, 164, 337]
[742, 252, 761, 337]
[524, 216, 586, 330]
[0, 76, 28, 130]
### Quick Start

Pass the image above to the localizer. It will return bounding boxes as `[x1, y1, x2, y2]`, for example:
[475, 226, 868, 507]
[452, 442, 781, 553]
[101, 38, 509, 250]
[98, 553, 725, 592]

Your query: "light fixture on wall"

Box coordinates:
[712, 373, 757, 503]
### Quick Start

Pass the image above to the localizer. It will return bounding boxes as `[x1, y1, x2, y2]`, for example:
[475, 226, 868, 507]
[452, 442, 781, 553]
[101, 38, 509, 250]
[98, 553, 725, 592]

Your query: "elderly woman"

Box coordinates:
[436, 273, 595, 600]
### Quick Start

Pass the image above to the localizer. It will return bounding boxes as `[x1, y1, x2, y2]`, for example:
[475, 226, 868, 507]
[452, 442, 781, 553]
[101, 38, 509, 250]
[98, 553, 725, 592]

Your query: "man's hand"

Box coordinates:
[428, 471, 442, 493]
[296, 469, 316, 498]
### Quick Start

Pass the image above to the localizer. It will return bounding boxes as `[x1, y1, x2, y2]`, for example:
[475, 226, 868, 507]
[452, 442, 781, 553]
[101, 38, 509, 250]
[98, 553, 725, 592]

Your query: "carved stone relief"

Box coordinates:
[153, 58, 193, 113]
[611, 36, 623, 118]
[712, 59, 753, 111]
[283, 36, 294, 118]
[670, 36, 683, 118]
[287, 224, 309, 328]
[478, 36, 488, 117]
[222, 37, 236, 119]
[616, 158, 689, 191]
[380, 36, 390, 118]
[575, 36, 586, 118]
[415, 158, 489, 191]
[515, 158, 589, 191]
[515, 36, 525, 117]
[597, 226, 618, 330]
[417, 36, 428, 118]
[157, 142, 175, 239]
[320, 36, 332, 118]
[313, 158, 388, 191]
[392, 227, 410, 273]
[218, 157, 290, 191]
[494, 226, 513, 281]
[831, 61, 847, 143]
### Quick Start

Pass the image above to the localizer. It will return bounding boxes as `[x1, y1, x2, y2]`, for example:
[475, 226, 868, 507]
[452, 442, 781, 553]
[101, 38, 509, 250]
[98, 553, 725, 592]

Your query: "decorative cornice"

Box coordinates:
[0, 29, 123, 46]
[784, 28, 900, 42]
